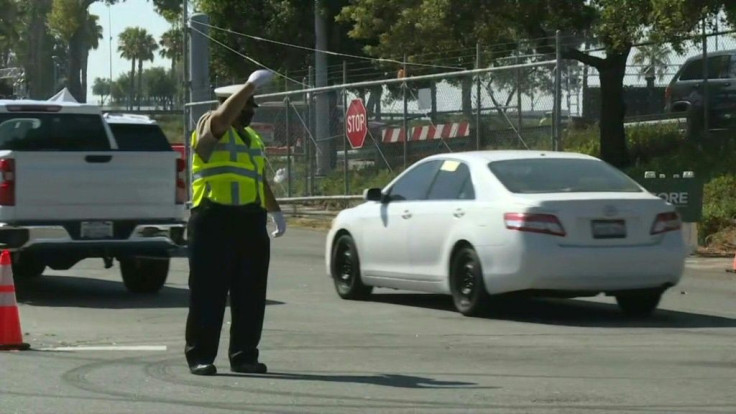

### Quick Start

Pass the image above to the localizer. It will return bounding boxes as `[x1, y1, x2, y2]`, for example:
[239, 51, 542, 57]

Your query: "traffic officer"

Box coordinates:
[185, 69, 286, 376]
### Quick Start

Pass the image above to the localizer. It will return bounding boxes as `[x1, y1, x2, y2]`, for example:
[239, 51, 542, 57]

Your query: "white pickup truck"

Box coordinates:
[0, 100, 187, 293]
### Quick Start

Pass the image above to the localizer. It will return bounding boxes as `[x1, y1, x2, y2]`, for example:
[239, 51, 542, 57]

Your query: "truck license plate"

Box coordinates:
[591, 219, 626, 239]
[80, 221, 113, 239]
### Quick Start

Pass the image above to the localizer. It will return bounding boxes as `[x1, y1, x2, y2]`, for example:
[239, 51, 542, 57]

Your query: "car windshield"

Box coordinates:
[488, 158, 643, 193]
[0, 113, 111, 151]
[108, 123, 173, 151]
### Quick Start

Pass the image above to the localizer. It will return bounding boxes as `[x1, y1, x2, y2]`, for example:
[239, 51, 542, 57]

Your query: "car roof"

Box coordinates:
[0, 99, 102, 115]
[103, 113, 157, 125]
[420, 149, 599, 164]
[682, 49, 736, 62]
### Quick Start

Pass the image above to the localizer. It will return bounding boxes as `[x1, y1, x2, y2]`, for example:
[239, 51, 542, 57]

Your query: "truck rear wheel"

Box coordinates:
[119, 257, 169, 293]
[12, 253, 45, 279]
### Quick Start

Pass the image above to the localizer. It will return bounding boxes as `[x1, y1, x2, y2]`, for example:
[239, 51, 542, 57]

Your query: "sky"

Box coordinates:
[87, 0, 172, 104]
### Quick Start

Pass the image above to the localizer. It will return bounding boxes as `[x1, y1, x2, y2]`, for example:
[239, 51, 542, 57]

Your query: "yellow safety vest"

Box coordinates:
[190, 126, 266, 208]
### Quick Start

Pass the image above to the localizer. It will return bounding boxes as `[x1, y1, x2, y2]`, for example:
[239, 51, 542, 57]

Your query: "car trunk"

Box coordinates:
[517, 193, 672, 247]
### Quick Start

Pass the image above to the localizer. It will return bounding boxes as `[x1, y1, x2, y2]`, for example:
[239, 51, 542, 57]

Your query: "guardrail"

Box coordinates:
[274, 195, 365, 218]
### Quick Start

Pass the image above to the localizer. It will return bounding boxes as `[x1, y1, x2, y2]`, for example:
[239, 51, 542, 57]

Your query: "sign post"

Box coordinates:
[345, 99, 368, 149]
[640, 171, 704, 254]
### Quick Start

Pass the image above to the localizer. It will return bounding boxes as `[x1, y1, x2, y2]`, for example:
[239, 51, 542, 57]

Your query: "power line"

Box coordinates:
[190, 19, 465, 71]
[189, 25, 308, 87]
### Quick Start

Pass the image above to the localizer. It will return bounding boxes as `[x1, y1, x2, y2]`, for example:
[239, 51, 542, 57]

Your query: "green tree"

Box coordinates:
[159, 27, 182, 76]
[338, 0, 732, 168]
[194, 0, 368, 85]
[143, 67, 176, 109]
[632, 42, 672, 84]
[92, 76, 111, 105]
[117, 27, 139, 110]
[79, 13, 104, 102]
[134, 28, 159, 109]
[46, 0, 179, 101]
[110, 72, 130, 105]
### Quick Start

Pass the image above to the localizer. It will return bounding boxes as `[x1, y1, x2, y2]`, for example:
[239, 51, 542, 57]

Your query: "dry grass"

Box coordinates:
[698, 226, 736, 257]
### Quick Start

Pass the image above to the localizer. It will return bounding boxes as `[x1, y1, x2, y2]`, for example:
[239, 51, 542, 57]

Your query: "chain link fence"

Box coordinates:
[183, 29, 736, 200]
[185, 58, 559, 199]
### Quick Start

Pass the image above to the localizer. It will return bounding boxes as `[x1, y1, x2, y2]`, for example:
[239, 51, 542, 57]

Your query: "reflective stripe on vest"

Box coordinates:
[190, 126, 266, 208]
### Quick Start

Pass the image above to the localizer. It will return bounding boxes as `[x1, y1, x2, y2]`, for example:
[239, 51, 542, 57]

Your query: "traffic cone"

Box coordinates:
[0, 250, 30, 351]
[727, 252, 736, 273]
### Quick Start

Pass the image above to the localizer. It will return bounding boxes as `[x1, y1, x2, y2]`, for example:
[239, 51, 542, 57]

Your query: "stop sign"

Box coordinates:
[345, 99, 368, 149]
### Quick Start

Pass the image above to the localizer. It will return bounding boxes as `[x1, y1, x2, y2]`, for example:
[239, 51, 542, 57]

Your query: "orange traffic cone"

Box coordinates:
[728, 252, 736, 273]
[0, 250, 30, 350]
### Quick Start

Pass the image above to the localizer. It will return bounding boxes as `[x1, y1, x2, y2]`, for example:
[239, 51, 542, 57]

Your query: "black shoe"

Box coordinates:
[189, 363, 217, 376]
[231, 362, 267, 374]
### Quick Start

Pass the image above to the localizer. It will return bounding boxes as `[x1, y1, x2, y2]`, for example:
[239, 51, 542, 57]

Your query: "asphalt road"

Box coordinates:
[1, 228, 735, 414]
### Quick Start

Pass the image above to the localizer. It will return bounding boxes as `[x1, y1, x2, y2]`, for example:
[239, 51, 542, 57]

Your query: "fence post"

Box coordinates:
[285, 96, 292, 197]
[702, 18, 709, 140]
[343, 61, 349, 196]
[516, 49, 523, 139]
[307, 66, 314, 196]
[402, 55, 408, 170]
[475, 42, 481, 150]
[553, 29, 563, 151]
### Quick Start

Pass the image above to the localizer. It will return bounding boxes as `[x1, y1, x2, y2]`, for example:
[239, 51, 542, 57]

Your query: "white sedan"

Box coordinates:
[325, 150, 689, 317]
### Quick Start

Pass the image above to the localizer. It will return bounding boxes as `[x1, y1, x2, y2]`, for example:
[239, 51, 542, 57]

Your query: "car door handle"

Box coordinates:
[401, 210, 412, 219]
[85, 155, 112, 163]
[453, 208, 465, 218]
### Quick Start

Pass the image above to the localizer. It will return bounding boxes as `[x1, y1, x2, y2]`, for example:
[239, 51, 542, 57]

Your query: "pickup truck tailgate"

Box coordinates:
[13, 151, 180, 221]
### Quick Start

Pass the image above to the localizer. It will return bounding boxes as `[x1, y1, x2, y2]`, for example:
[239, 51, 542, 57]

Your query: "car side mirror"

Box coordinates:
[363, 187, 386, 203]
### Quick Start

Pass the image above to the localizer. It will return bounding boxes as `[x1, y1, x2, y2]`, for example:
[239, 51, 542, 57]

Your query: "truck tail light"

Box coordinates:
[176, 158, 187, 205]
[0, 158, 15, 206]
[650, 212, 681, 235]
[504, 213, 566, 237]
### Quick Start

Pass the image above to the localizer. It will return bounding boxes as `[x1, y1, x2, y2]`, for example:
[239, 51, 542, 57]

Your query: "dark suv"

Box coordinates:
[664, 49, 736, 134]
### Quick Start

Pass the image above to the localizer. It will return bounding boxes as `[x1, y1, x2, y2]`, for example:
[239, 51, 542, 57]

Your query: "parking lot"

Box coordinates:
[1, 227, 735, 414]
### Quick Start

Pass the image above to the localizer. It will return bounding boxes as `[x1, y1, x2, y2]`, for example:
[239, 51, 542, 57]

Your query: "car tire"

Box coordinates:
[119, 257, 169, 293]
[331, 234, 372, 300]
[11, 253, 45, 279]
[449, 246, 489, 316]
[615, 289, 662, 317]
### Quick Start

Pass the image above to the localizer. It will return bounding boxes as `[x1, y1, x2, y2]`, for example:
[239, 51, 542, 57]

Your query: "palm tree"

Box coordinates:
[134, 28, 158, 109]
[159, 27, 182, 75]
[117, 27, 138, 110]
[79, 13, 103, 103]
[633, 42, 672, 87]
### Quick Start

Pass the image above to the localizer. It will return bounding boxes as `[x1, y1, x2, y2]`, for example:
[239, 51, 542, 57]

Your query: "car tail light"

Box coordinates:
[0, 158, 15, 206]
[176, 158, 187, 204]
[504, 213, 566, 237]
[650, 212, 681, 235]
[664, 85, 671, 105]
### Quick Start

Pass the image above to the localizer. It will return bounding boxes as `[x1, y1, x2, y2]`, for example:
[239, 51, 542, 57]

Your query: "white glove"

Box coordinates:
[270, 211, 286, 238]
[247, 69, 275, 88]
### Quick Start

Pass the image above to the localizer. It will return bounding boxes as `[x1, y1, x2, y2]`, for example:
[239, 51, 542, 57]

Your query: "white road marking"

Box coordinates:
[39, 345, 167, 352]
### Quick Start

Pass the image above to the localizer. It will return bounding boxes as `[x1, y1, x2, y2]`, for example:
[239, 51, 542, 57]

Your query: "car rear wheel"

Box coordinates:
[119, 257, 169, 293]
[331, 234, 372, 300]
[615, 289, 663, 317]
[449, 246, 489, 316]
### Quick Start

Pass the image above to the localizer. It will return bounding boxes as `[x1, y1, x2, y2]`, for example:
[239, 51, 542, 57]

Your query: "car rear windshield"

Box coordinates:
[0, 113, 111, 151]
[108, 123, 173, 151]
[488, 158, 643, 193]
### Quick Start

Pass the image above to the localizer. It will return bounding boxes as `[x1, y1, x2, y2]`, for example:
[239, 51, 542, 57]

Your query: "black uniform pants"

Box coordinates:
[185, 198, 270, 367]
